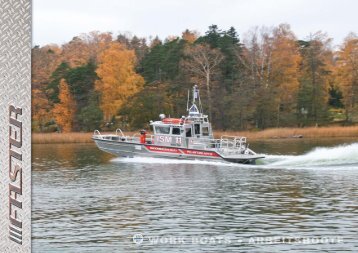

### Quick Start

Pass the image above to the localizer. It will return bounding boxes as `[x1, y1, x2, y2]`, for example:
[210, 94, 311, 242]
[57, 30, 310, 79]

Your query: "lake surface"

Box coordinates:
[32, 138, 358, 252]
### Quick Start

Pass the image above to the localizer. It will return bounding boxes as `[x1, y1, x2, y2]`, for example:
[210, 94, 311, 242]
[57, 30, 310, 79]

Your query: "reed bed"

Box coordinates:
[32, 132, 94, 144]
[32, 126, 358, 144]
[215, 126, 358, 140]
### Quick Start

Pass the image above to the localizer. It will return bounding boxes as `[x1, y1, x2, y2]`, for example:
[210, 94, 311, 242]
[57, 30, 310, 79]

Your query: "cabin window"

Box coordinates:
[194, 124, 201, 135]
[186, 128, 192, 137]
[172, 127, 181, 135]
[202, 127, 209, 136]
[155, 126, 170, 134]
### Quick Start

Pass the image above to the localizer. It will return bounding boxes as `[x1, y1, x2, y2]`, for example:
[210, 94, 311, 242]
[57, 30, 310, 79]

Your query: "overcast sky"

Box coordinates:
[33, 0, 357, 47]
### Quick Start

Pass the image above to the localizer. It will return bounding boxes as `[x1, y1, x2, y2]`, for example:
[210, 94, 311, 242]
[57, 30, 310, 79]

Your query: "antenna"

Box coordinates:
[198, 91, 203, 113]
[193, 85, 198, 105]
[188, 85, 202, 117]
[186, 89, 190, 111]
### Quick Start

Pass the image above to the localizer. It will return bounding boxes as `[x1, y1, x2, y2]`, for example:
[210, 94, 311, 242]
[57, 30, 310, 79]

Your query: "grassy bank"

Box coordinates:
[215, 126, 358, 140]
[32, 126, 358, 144]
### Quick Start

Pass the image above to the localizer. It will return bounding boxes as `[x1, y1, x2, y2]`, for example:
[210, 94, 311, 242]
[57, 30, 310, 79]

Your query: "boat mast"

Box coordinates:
[193, 85, 198, 105]
[186, 89, 190, 112]
[188, 85, 204, 116]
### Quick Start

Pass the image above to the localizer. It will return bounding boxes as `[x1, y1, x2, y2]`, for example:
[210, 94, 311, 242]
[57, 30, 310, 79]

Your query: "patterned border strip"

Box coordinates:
[0, 0, 31, 252]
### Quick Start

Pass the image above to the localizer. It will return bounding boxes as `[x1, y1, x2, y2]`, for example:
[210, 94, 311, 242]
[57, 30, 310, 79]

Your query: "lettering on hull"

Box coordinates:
[145, 145, 182, 154]
[182, 149, 220, 157]
[145, 145, 220, 158]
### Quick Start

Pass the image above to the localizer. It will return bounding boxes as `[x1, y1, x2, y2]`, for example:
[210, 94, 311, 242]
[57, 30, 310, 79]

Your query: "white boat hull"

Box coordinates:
[93, 138, 264, 164]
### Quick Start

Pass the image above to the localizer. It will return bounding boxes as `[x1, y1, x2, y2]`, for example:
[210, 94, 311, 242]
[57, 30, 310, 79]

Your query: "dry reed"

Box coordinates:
[32, 132, 94, 144]
[215, 126, 358, 140]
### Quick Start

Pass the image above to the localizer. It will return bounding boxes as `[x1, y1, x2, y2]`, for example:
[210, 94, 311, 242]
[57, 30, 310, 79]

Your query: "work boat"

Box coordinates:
[93, 85, 264, 164]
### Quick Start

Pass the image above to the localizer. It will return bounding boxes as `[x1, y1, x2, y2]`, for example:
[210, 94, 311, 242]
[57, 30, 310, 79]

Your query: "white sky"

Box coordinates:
[33, 0, 357, 47]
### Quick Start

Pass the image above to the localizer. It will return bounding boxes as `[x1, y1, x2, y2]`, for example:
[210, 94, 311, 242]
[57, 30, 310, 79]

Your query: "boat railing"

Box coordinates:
[147, 134, 246, 152]
[93, 130, 103, 139]
[93, 131, 247, 154]
[93, 129, 140, 142]
[217, 135, 247, 155]
[116, 128, 125, 137]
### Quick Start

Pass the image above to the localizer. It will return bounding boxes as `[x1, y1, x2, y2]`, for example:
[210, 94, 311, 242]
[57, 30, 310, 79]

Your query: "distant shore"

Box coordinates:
[32, 126, 358, 144]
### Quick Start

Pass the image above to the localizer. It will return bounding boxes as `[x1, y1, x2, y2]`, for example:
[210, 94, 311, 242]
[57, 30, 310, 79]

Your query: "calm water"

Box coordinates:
[32, 138, 358, 252]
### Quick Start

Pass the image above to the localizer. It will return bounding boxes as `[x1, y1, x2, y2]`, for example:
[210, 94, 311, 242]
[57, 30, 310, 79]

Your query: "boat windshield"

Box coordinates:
[172, 127, 181, 135]
[186, 128, 192, 137]
[202, 126, 209, 136]
[194, 124, 200, 135]
[155, 126, 170, 134]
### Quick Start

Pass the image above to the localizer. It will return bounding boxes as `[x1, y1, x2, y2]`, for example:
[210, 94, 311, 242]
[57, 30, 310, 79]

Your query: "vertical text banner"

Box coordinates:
[0, 0, 31, 252]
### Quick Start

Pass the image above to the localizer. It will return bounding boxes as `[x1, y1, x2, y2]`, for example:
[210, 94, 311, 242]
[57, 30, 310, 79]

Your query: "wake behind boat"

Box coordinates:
[93, 85, 264, 164]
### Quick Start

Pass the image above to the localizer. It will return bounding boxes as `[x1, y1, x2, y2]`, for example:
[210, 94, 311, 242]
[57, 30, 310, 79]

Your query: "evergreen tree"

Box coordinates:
[46, 62, 71, 103]
[78, 92, 103, 131]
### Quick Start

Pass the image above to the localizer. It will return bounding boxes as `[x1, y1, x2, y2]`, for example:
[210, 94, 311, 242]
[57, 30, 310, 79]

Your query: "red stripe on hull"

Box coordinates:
[145, 145, 182, 154]
[182, 149, 220, 157]
[145, 145, 220, 158]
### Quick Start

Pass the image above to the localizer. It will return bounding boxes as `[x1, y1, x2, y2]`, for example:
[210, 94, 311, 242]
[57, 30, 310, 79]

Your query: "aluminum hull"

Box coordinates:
[93, 138, 264, 164]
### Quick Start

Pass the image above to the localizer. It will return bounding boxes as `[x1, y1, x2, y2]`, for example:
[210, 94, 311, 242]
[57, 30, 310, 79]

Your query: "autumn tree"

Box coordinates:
[61, 36, 91, 68]
[61, 32, 113, 68]
[181, 43, 224, 119]
[269, 24, 301, 126]
[31, 89, 53, 132]
[53, 79, 76, 132]
[95, 42, 144, 122]
[335, 33, 358, 122]
[32, 44, 62, 131]
[32, 44, 62, 90]
[298, 32, 333, 125]
[81, 31, 113, 63]
[31, 25, 353, 131]
[236, 25, 302, 128]
[181, 29, 199, 44]
[239, 27, 277, 128]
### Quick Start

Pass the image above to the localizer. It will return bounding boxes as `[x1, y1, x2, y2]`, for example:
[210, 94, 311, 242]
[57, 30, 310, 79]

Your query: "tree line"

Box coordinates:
[31, 25, 358, 132]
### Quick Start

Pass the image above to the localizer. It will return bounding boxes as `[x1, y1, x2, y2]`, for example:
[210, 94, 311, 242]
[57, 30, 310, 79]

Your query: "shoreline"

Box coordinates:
[32, 126, 358, 144]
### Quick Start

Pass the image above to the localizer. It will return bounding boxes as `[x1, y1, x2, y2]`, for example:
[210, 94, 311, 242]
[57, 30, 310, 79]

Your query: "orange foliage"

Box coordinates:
[32, 44, 62, 90]
[270, 24, 302, 105]
[61, 32, 113, 67]
[31, 89, 53, 131]
[335, 34, 358, 120]
[53, 79, 76, 132]
[181, 29, 199, 43]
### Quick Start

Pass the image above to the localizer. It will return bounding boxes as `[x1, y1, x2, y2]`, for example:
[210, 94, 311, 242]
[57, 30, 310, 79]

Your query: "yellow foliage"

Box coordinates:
[53, 79, 76, 132]
[271, 25, 302, 104]
[95, 42, 144, 121]
[335, 35, 358, 118]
